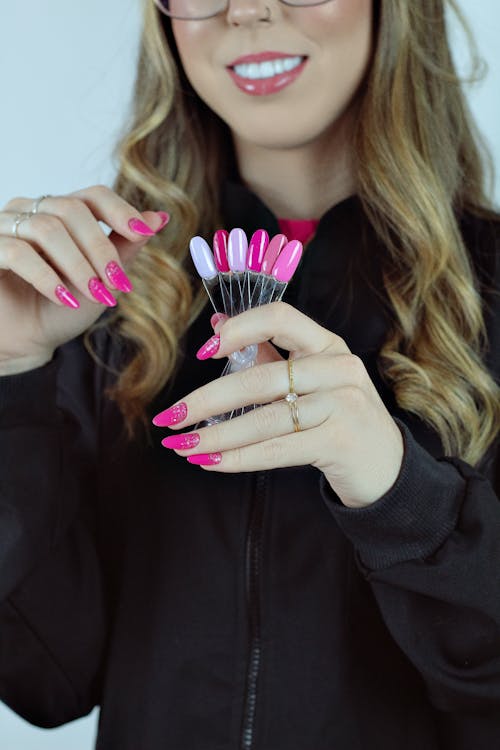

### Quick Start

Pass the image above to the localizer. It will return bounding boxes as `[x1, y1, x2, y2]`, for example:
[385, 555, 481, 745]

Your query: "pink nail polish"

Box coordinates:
[261, 234, 288, 274]
[88, 278, 117, 307]
[271, 240, 303, 282]
[128, 218, 155, 236]
[162, 433, 200, 450]
[247, 229, 269, 272]
[156, 211, 170, 229]
[55, 285, 80, 309]
[152, 402, 188, 427]
[210, 313, 227, 330]
[196, 334, 220, 360]
[213, 230, 230, 272]
[187, 453, 222, 466]
[105, 261, 133, 293]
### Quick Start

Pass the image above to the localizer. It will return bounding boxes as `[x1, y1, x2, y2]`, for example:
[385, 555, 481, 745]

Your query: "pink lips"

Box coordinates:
[227, 55, 308, 97]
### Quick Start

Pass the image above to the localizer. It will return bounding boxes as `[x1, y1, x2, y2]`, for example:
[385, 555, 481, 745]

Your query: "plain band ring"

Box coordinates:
[12, 212, 32, 239]
[31, 194, 52, 215]
[285, 358, 301, 433]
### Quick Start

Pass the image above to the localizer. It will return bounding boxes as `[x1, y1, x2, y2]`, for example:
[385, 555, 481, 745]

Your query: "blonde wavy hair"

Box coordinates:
[85, 0, 500, 468]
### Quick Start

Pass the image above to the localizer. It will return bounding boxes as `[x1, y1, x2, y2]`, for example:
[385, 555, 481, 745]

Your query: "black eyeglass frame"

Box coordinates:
[153, 0, 334, 21]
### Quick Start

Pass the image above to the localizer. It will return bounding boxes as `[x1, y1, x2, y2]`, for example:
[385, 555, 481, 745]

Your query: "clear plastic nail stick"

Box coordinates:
[189, 229, 303, 425]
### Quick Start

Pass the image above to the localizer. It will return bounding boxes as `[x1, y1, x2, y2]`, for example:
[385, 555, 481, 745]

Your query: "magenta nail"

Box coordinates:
[196, 334, 220, 360]
[88, 278, 117, 307]
[152, 402, 188, 427]
[105, 262, 133, 293]
[128, 218, 155, 236]
[162, 433, 200, 450]
[187, 453, 222, 466]
[55, 285, 80, 309]
[247, 229, 269, 271]
[213, 230, 230, 272]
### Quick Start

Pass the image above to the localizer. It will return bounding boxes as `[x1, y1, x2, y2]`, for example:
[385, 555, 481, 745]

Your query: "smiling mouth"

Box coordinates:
[229, 55, 308, 80]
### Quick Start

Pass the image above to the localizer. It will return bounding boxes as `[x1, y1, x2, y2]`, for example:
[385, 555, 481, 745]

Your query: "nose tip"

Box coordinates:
[226, 1, 272, 26]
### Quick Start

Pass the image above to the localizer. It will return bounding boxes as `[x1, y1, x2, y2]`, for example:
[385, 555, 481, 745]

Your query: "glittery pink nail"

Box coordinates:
[152, 402, 188, 427]
[162, 433, 200, 450]
[196, 334, 220, 360]
[88, 278, 117, 307]
[55, 285, 80, 309]
[105, 261, 133, 293]
[187, 453, 222, 466]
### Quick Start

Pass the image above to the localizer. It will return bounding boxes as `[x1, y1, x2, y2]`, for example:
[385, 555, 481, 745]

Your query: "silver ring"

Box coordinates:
[12, 212, 33, 239]
[31, 194, 52, 215]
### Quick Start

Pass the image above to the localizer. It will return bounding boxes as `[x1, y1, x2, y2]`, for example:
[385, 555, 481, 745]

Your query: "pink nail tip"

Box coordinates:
[55, 285, 80, 309]
[247, 229, 269, 272]
[162, 433, 200, 450]
[156, 211, 170, 229]
[187, 453, 222, 466]
[271, 240, 303, 282]
[261, 234, 288, 274]
[105, 261, 133, 292]
[128, 218, 155, 236]
[213, 230, 230, 272]
[196, 334, 221, 360]
[88, 278, 118, 307]
[152, 402, 188, 427]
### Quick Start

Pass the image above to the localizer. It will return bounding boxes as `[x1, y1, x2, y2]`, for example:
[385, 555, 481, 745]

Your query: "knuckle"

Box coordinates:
[343, 354, 366, 385]
[57, 196, 90, 219]
[0, 240, 22, 266]
[252, 404, 276, 437]
[91, 184, 112, 198]
[32, 264, 58, 289]
[3, 197, 23, 211]
[33, 214, 63, 240]
[266, 438, 285, 464]
[239, 364, 272, 396]
[340, 385, 366, 409]
[270, 300, 290, 327]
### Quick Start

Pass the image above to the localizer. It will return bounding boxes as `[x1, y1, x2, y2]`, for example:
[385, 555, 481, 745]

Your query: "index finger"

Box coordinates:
[211, 301, 351, 360]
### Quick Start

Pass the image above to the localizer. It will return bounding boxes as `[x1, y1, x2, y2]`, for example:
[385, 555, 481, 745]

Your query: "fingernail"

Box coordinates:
[162, 433, 200, 450]
[152, 402, 188, 427]
[105, 261, 133, 293]
[196, 334, 220, 360]
[156, 211, 170, 229]
[55, 285, 80, 309]
[210, 313, 227, 330]
[88, 278, 117, 307]
[128, 218, 155, 236]
[187, 453, 222, 466]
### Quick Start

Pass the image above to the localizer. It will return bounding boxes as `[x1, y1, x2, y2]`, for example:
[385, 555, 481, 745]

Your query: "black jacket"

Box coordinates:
[1, 181, 499, 749]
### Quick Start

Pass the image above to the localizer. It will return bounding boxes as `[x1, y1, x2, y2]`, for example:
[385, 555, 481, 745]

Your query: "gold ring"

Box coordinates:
[285, 358, 301, 432]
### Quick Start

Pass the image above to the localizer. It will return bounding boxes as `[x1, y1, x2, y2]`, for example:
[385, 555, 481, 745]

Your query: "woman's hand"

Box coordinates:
[0, 186, 168, 375]
[153, 302, 404, 509]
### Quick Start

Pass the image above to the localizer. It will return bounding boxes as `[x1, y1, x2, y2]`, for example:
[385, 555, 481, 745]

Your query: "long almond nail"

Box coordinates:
[105, 261, 133, 293]
[128, 218, 155, 236]
[88, 278, 117, 307]
[162, 433, 200, 450]
[152, 402, 188, 427]
[196, 334, 220, 360]
[55, 285, 80, 309]
[187, 453, 222, 466]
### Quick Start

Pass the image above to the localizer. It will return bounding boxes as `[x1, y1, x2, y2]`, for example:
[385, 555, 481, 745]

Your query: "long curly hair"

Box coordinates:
[85, 0, 500, 468]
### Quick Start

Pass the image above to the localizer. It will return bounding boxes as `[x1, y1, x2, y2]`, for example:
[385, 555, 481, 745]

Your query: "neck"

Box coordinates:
[232, 106, 357, 221]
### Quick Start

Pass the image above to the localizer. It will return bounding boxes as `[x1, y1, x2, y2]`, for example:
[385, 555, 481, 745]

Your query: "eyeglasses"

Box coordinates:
[153, 0, 334, 21]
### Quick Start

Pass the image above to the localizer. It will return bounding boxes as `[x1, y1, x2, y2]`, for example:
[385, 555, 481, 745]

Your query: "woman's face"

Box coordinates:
[170, 0, 374, 151]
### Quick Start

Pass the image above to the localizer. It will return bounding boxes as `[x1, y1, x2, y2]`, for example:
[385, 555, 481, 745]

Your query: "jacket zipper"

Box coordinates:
[240, 471, 267, 750]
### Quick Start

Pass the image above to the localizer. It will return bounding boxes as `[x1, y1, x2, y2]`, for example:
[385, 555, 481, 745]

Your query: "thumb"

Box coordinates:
[108, 210, 170, 267]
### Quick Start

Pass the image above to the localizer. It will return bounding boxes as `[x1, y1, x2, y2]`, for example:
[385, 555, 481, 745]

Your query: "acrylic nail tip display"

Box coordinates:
[188, 226, 303, 425]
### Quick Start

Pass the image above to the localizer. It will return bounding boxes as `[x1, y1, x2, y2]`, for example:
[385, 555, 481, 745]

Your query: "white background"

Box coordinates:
[0, 1, 498, 748]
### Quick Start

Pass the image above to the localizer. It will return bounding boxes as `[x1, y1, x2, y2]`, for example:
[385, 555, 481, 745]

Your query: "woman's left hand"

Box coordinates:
[153, 302, 404, 509]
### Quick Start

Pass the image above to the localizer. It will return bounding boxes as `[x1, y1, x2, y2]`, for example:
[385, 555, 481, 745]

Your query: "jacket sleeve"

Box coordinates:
[320, 213, 500, 742]
[0, 332, 110, 728]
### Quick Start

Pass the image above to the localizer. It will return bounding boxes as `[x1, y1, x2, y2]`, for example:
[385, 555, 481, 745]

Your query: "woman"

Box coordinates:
[0, 0, 499, 747]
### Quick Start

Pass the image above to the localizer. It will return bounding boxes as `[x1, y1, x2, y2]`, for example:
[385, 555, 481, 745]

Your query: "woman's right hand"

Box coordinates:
[0, 185, 169, 375]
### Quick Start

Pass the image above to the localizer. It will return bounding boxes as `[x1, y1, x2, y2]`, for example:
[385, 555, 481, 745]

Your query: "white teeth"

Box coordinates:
[233, 56, 303, 80]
